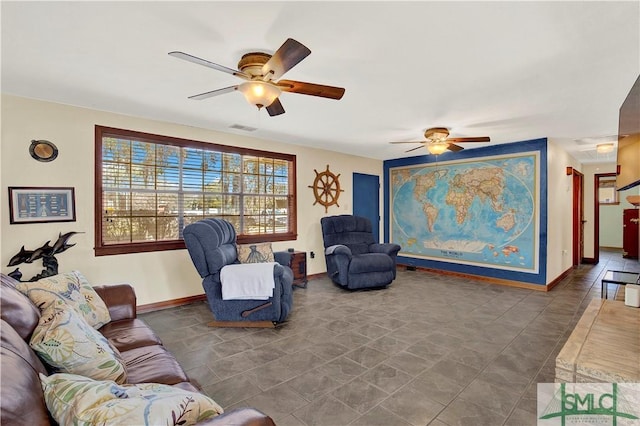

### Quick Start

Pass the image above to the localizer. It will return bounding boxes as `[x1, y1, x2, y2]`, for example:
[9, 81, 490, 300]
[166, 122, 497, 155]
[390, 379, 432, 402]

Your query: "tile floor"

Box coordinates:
[140, 250, 640, 426]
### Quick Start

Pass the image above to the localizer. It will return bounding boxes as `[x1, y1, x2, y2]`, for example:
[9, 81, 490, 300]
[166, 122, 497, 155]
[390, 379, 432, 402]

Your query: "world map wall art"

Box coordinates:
[389, 151, 540, 274]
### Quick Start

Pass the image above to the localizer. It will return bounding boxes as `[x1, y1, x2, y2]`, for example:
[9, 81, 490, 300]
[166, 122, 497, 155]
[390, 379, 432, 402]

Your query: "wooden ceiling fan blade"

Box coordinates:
[447, 143, 465, 152]
[447, 137, 490, 143]
[262, 38, 311, 80]
[390, 141, 423, 144]
[405, 145, 425, 153]
[188, 85, 238, 100]
[266, 98, 285, 117]
[169, 52, 250, 79]
[277, 80, 345, 100]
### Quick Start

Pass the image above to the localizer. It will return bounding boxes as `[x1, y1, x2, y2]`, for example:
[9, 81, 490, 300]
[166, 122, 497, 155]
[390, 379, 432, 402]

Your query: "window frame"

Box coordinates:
[598, 177, 620, 205]
[94, 125, 297, 256]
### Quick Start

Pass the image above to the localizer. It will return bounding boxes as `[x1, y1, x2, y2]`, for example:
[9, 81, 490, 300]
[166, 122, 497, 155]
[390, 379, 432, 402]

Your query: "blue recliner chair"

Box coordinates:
[183, 218, 293, 327]
[321, 215, 401, 290]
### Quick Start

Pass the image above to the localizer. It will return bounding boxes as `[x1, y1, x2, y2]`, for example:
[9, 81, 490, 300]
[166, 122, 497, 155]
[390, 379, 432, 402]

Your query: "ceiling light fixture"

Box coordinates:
[596, 143, 615, 154]
[238, 81, 281, 109]
[427, 141, 449, 155]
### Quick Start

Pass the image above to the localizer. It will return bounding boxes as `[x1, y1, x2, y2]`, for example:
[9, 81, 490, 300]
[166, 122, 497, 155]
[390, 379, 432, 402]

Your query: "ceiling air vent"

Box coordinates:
[229, 124, 257, 132]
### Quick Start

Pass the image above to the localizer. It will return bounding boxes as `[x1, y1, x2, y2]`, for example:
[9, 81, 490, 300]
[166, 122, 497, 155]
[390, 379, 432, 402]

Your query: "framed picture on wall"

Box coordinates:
[8, 187, 76, 224]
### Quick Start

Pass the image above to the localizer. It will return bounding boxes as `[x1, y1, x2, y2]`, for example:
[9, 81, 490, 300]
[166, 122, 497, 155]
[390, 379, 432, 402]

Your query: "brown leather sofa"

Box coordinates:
[0, 273, 275, 426]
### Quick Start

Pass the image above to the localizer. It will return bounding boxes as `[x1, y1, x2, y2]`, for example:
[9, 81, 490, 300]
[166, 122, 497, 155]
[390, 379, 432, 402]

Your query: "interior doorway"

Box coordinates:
[352, 173, 380, 242]
[570, 169, 585, 267]
[593, 172, 618, 264]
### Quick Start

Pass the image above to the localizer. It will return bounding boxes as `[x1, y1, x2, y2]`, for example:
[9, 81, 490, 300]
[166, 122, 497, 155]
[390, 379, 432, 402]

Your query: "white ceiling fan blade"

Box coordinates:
[188, 85, 238, 100]
[169, 51, 250, 79]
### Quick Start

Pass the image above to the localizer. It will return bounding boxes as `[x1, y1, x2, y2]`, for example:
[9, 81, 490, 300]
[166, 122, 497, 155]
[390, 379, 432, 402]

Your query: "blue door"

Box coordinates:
[353, 173, 380, 242]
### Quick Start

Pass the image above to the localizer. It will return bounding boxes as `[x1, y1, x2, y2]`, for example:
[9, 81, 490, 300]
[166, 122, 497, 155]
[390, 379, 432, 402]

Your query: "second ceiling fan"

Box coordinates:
[169, 38, 345, 117]
[391, 127, 490, 155]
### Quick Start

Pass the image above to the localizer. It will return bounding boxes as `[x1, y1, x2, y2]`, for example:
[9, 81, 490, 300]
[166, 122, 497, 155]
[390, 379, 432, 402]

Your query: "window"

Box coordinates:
[598, 178, 619, 205]
[95, 126, 296, 256]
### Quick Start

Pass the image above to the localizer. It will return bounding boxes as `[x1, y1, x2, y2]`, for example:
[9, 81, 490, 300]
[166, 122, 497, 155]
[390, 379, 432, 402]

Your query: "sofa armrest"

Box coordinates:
[196, 408, 276, 426]
[273, 250, 292, 267]
[369, 243, 401, 256]
[93, 284, 137, 321]
[325, 244, 352, 258]
[273, 263, 285, 279]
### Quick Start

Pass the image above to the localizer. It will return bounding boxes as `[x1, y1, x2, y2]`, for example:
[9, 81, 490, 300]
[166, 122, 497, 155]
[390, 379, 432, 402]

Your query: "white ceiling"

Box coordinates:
[2, 1, 638, 163]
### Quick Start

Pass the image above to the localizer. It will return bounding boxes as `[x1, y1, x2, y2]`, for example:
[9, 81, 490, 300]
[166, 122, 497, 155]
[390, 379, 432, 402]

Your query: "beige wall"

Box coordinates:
[1, 95, 585, 301]
[1, 95, 382, 305]
[546, 140, 581, 284]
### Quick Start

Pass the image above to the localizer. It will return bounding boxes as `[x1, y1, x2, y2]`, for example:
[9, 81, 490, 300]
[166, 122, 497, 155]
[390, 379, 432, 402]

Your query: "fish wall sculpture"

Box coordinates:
[6, 232, 82, 282]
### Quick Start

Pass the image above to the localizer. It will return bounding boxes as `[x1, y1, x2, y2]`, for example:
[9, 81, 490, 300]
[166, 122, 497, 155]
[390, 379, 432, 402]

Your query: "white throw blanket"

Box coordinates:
[220, 262, 277, 300]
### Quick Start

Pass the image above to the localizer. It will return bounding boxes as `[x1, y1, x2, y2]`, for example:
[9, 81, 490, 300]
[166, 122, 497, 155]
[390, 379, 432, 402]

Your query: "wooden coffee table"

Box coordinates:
[601, 270, 640, 299]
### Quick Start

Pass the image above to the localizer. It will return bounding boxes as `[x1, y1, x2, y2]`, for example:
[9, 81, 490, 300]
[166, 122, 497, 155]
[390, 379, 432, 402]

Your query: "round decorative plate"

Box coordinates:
[29, 140, 58, 162]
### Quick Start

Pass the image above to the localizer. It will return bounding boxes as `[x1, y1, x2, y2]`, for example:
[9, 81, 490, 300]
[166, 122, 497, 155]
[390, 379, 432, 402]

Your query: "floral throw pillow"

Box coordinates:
[237, 242, 275, 264]
[30, 301, 127, 384]
[41, 373, 223, 426]
[17, 270, 111, 328]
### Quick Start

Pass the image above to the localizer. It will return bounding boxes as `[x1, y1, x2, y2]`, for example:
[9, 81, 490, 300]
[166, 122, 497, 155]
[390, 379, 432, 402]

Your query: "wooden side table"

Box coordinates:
[290, 251, 308, 288]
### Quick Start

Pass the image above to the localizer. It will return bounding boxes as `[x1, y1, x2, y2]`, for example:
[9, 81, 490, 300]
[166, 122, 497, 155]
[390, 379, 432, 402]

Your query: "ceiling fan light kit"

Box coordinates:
[427, 141, 449, 155]
[238, 81, 281, 109]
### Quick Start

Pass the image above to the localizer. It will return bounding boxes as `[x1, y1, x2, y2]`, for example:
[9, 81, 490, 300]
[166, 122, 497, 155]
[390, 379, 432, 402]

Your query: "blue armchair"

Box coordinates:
[321, 215, 401, 290]
[183, 218, 293, 327]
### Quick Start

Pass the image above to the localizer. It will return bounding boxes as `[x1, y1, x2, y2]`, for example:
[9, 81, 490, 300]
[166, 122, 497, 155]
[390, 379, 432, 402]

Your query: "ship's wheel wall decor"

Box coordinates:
[308, 165, 344, 213]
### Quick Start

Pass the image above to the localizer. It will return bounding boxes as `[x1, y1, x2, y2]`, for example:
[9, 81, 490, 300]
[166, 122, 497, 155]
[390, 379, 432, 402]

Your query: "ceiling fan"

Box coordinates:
[390, 127, 490, 155]
[169, 38, 345, 117]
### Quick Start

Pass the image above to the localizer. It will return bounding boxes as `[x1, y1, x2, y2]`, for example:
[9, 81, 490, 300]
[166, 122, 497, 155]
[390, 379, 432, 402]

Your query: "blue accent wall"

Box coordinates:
[384, 138, 548, 285]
